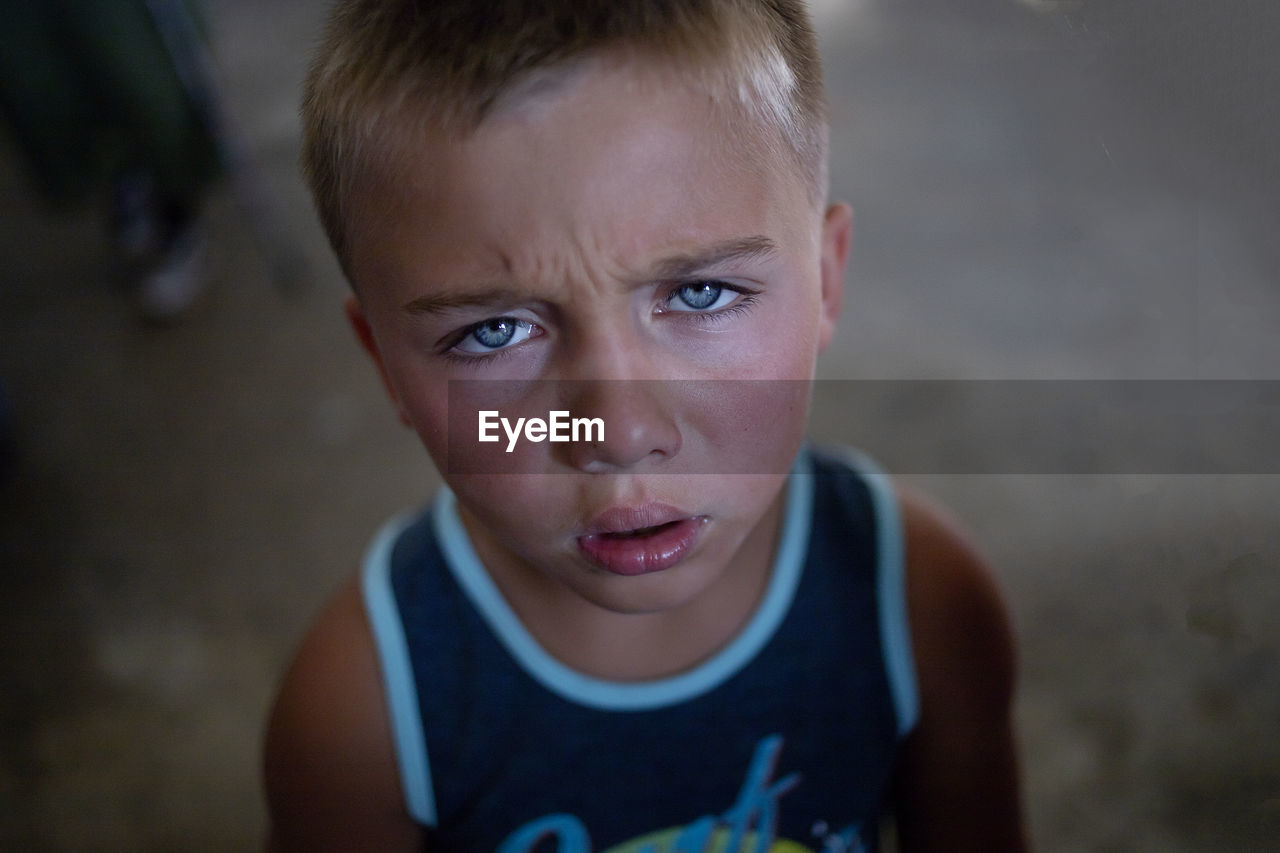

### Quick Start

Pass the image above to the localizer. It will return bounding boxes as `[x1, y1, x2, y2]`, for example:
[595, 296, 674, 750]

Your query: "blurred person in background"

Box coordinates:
[0, 0, 223, 322]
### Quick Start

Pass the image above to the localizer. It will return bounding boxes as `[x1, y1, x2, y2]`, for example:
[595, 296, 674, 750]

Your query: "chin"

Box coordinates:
[577, 562, 720, 616]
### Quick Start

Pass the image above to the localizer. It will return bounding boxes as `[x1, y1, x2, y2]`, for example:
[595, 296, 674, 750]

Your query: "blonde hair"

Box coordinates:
[302, 0, 829, 279]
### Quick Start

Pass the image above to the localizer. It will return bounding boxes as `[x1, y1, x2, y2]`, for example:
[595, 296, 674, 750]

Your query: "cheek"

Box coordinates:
[387, 363, 452, 461]
[681, 380, 811, 475]
[441, 380, 563, 475]
[725, 280, 826, 380]
[384, 350, 539, 470]
[448, 473, 565, 548]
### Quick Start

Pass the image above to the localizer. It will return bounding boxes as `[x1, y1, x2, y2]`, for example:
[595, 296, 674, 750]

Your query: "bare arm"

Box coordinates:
[893, 488, 1028, 852]
[263, 576, 425, 852]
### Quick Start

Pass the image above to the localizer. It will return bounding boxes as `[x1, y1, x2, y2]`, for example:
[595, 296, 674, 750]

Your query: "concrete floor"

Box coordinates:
[2, 1, 1278, 850]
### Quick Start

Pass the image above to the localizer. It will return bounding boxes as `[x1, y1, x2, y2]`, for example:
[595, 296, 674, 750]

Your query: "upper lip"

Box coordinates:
[582, 503, 689, 536]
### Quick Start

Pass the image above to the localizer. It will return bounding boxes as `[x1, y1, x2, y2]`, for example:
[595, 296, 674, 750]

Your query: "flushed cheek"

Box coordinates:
[397, 381, 454, 461]
[385, 350, 540, 471]
[703, 300, 823, 381]
[440, 380, 567, 476]
[679, 380, 811, 475]
[450, 474, 574, 553]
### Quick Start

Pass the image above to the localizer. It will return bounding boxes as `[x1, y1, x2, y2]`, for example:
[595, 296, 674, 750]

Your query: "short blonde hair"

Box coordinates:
[302, 0, 829, 280]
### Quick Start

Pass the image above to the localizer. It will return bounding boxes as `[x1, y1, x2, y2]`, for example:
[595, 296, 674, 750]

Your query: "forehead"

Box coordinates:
[349, 57, 816, 299]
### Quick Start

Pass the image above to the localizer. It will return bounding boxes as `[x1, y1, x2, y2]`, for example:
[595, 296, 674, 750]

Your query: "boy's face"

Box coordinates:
[347, 56, 851, 617]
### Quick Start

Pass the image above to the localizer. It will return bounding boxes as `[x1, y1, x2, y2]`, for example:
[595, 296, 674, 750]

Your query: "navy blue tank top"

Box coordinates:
[362, 448, 918, 852]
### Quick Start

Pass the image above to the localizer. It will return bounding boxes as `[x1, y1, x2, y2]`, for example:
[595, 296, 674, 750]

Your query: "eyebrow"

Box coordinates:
[403, 288, 524, 315]
[401, 234, 780, 315]
[647, 235, 780, 281]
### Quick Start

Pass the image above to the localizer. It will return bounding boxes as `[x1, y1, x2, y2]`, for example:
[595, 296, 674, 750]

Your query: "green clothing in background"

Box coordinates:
[0, 0, 221, 205]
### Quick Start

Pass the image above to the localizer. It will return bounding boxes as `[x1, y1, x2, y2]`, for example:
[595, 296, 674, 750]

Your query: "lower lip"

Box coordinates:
[577, 518, 705, 576]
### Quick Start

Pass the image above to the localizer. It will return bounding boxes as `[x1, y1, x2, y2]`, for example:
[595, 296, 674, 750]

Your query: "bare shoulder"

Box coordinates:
[893, 486, 1028, 852]
[263, 575, 423, 852]
[897, 486, 1017, 704]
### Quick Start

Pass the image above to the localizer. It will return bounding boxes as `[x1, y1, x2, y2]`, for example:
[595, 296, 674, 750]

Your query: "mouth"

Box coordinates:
[577, 505, 706, 576]
[599, 521, 682, 539]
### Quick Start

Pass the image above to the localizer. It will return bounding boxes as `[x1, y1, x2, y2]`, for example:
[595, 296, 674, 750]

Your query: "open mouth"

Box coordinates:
[578, 517, 705, 576]
[600, 520, 682, 540]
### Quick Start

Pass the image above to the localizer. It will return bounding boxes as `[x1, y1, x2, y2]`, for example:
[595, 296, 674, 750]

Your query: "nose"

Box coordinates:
[558, 379, 682, 472]
[555, 333, 682, 473]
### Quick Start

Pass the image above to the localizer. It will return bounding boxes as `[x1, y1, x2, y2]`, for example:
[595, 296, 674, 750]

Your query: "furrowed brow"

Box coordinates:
[402, 288, 522, 315]
[401, 236, 780, 312]
[649, 236, 779, 281]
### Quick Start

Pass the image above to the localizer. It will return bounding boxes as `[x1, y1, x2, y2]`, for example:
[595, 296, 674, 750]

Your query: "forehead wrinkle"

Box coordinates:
[395, 231, 785, 318]
[399, 224, 633, 316]
[491, 219, 631, 301]
[501, 241, 590, 301]
[429, 233, 784, 313]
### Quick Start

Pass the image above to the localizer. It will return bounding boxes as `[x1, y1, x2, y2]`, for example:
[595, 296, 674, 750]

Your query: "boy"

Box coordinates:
[264, 1, 1026, 850]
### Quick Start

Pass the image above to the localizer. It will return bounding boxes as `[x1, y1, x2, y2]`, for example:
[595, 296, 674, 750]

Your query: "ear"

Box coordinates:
[817, 202, 852, 351]
[345, 295, 413, 428]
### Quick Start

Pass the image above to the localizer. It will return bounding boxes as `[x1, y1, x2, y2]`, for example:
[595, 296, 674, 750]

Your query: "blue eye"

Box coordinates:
[454, 317, 535, 354]
[668, 282, 736, 312]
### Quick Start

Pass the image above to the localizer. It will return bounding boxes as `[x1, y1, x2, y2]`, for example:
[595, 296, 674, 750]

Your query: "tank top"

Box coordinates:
[362, 447, 918, 852]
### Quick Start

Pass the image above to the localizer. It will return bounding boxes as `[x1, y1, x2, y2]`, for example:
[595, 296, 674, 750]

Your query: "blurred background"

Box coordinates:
[1, 0, 1277, 849]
